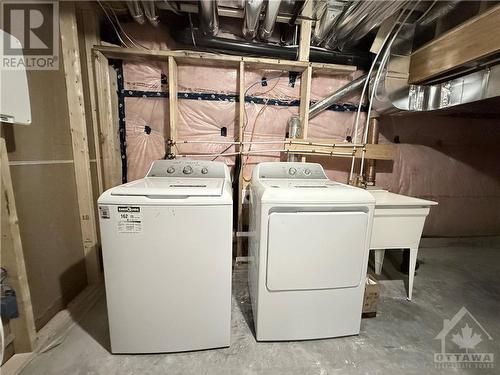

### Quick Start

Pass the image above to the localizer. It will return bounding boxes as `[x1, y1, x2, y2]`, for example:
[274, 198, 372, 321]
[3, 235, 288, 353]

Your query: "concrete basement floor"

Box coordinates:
[22, 239, 500, 375]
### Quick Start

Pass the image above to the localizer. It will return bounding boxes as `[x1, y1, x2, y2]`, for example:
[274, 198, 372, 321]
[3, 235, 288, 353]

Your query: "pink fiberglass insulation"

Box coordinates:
[124, 97, 169, 181]
[117, 23, 500, 236]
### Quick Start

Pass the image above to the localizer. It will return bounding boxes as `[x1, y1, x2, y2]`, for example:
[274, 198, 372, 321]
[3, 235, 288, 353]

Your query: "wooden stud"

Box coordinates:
[298, 66, 312, 162]
[92, 46, 356, 75]
[409, 3, 500, 83]
[298, 0, 313, 62]
[77, 4, 104, 194]
[236, 61, 245, 259]
[0, 138, 37, 353]
[93, 50, 121, 189]
[168, 56, 178, 153]
[60, 2, 100, 283]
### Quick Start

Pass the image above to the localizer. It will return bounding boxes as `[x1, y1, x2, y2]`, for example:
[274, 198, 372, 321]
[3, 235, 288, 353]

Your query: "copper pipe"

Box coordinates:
[366, 118, 380, 186]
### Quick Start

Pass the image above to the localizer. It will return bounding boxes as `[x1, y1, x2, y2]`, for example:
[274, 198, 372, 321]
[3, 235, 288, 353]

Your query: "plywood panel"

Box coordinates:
[409, 4, 500, 83]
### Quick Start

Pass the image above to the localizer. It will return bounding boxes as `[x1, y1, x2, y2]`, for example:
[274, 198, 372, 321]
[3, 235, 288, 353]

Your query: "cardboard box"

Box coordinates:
[362, 274, 380, 318]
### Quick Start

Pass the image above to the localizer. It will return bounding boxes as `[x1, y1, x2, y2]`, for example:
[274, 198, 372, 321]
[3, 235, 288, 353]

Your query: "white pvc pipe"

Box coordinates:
[348, 6, 408, 183]
[359, 1, 421, 178]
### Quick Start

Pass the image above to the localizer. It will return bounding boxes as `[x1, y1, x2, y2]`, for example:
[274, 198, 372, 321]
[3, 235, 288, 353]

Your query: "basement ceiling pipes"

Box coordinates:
[308, 74, 367, 119]
[126, 1, 145, 25]
[323, 0, 407, 51]
[259, 0, 282, 41]
[312, 1, 345, 45]
[243, 0, 265, 40]
[126, 1, 158, 26]
[141, 1, 159, 26]
[199, 0, 219, 36]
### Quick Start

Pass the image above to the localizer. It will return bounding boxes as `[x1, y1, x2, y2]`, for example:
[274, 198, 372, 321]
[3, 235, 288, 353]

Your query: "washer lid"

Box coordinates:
[110, 177, 224, 197]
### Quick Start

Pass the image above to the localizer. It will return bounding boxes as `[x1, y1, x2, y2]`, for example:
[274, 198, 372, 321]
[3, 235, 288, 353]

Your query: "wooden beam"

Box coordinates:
[93, 50, 121, 189]
[298, 66, 312, 162]
[285, 139, 396, 161]
[60, 2, 100, 284]
[298, 0, 313, 62]
[0, 138, 37, 354]
[168, 56, 178, 153]
[77, 4, 104, 194]
[93, 46, 356, 75]
[236, 61, 245, 259]
[409, 4, 500, 83]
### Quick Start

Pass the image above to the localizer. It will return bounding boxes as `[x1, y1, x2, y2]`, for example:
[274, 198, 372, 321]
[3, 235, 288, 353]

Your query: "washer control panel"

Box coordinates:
[147, 160, 226, 178]
[258, 162, 327, 179]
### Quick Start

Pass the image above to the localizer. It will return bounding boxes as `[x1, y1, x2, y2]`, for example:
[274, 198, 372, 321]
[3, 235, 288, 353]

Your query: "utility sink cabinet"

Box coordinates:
[368, 190, 438, 300]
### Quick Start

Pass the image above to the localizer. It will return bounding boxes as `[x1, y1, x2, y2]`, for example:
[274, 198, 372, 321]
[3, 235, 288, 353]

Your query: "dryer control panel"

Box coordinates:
[258, 162, 327, 179]
[146, 160, 226, 178]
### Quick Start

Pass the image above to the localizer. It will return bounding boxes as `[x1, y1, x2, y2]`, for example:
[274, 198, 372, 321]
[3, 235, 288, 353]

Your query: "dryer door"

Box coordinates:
[266, 211, 369, 291]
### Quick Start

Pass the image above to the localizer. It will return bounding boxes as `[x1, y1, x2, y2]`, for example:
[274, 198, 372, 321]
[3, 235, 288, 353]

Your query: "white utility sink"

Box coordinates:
[369, 189, 438, 300]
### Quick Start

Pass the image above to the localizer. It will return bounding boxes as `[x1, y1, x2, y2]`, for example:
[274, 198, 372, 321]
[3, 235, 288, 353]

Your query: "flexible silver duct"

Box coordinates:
[141, 1, 159, 26]
[371, 17, 500, 114]
[243, 0, 265, 40]
[323, 1, 409, 50]
[312, 0, 345, 45]
[287, 116, 301, 162]
[308, 74, 367, 119]
[199, 0, 219, 36]
[126, 1, 146, 25]
[259, 0, 281, 41]
[419, 0, 461, 26]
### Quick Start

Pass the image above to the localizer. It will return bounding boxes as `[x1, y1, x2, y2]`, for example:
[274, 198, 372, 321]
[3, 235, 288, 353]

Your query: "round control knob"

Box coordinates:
[183, 166, 193, 175]
[201, 167, 208, 174]
[304, 168, 311, 176]
[288, 167, 297, 175]
[166, 167, 175, 174]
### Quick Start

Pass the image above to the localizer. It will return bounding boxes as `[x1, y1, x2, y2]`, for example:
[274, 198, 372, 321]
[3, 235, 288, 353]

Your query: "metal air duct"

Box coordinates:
[243, 0, 265, 40]
[312, 0, 345, 45]
[259, 0, 281, 41]
[141, 1, 159, 26]
[309, 74, 367, 119]
[126, 1, 146, 25]
[199, 0, 219, 36]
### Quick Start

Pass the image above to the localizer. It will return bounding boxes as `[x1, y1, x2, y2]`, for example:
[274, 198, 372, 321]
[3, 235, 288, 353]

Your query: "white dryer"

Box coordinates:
[98, 160, 232, 353]
[248, 162, 375, 341]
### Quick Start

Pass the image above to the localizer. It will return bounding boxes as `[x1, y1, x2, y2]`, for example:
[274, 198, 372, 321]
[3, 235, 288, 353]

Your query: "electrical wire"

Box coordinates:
[359, 1, 421, 178]
[97, 1, 128, 47]
[106, 3, 151, 50]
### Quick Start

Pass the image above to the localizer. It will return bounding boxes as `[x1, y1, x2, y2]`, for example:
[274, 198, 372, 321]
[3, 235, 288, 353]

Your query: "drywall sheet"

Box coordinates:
[1, 66, 88, 329]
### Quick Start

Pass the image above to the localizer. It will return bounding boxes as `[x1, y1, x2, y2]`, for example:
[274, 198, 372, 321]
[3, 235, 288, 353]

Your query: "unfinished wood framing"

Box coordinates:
[60, 2, 100, 284]
[236, 61, 246, 259]
[167, 56, 178, 153]
[298, 0, 313, 62]
[409, 3, 500, 83]
[93, 50, 122, 189]
[90, 45, 379, 259]
[93, 46, 355, 75]
[0, 138, 37, 356]
[77, 4, 104, 194]
[298, 66, 313, 158]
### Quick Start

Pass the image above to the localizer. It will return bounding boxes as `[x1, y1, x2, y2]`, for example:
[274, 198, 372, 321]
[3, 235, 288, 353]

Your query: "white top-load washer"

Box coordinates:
[98, 160, 232, 353]
[248, 162, 375, 341]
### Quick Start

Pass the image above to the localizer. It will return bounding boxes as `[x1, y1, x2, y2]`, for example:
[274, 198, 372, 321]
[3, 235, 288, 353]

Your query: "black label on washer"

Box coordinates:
[118, 206, 141, 213]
